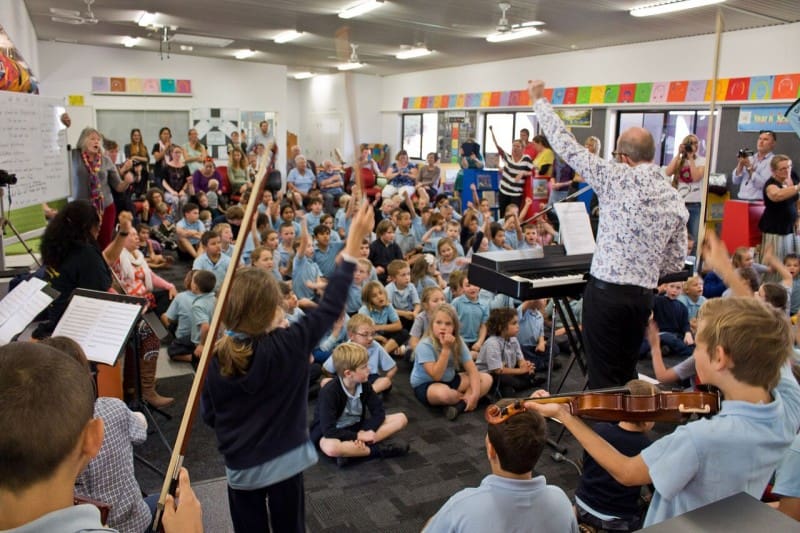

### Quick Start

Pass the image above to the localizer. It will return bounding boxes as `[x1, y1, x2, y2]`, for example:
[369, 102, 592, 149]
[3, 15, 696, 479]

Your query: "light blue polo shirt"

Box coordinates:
[323, 340, 396, 376]
[7, 505, 116, 533]
[193, 252, 231, 292]
[395, 228, 418, 256]
[773, 432, 800, 498]
[424, 474, 578, 533]
[410, 337, 471, 388]
[677, 293, 706, 321]
[641, 364, 800, 527]
[190, 292, 216, 344]
[385, 282, 419, 312]
[335, 208, 350, 237]
[287, 167, 316, 194]
[347, 282, 365, 314]
[313, 241, 345, 278]
[517, 306, 544, 346]
[176, 218, 204, 245]
[164, 290, 196, 339]
[452, 295, 489, 343]
[358, 304, 399, 327]
[305, 211, 323, 233]
[292, 254, 322, 301]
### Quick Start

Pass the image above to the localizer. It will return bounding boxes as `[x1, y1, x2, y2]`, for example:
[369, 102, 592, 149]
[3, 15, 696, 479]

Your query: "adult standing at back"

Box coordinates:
[528, 79, 687, 389]
[666, 134, 706, 251]
[759, 155, 798, 261]
[489, 127, 533, 215]
[249, 120, 274, 152]
[732, 129, 776, 201]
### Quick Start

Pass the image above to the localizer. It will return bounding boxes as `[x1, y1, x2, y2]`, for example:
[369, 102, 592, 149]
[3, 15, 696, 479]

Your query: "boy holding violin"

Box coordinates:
[526, 296, 800, 527]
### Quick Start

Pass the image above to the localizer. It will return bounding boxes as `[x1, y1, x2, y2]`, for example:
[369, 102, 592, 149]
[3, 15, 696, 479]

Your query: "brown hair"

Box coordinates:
[214, 268, 279, 377]
[0, 343, 95, 491]
[487, 399, 547, 475]
[347, 313, 375, 334]
[375, 219, 395, 237]
[387, 259, 409, 278]
[332, 342, 369, 376]
[426, 304, 464, 370]
[361, 280, 387, 311]
[771, 154, 791, 173]
[486, 308, 517, 337]
[696, 297, 791, 390]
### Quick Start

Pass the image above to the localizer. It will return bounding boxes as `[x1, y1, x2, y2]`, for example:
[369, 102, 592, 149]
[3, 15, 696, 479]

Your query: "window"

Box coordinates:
[616, 110, 715, 166]
[401, 112, 437, 160]
[483, 112, 538, 154]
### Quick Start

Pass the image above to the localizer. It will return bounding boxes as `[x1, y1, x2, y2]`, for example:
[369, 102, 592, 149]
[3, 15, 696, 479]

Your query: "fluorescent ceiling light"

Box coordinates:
[338, 0, 384, 19]
[274, 30, 303, 44]
[486, 27, 542, 43]
[122, 36, 140, 48]
[180, 45, 194, 51]
[630, 0, 725, 17]
[338, 62, 366, 71]
[137, 12, 158, 27]
[171, 34, 234, 47]
[396, 47, 432, 60]
[234, 49, 256, 60]
[293, 72, 315, 80]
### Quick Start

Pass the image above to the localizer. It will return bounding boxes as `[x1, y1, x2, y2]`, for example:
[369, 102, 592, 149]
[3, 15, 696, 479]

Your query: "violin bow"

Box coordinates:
[151, 142, 277, 531]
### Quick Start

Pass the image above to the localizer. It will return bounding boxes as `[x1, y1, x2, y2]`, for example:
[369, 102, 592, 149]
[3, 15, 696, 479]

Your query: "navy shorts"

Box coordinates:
[413, 374, 461, 406]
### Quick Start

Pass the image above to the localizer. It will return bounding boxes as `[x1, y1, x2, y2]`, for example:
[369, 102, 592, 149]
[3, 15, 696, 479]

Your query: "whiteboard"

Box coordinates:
[0, 92, 70, 209]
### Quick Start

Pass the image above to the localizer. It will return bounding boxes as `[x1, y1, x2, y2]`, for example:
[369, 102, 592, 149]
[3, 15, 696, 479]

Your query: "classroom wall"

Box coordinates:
[0, 0, 40, 77]
[37, 41, 289, 172]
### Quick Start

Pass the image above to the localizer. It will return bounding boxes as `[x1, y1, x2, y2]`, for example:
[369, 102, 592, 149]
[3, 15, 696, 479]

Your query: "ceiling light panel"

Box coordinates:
[339, 0, 384, 19]
[486, 27, 542, 43]
[396, 47, 432, 60]
[234, 49, 256, 59]
[171, 34, 234, 47]
[274, 30, 303, 44]
[630, 0, 726, 17]
[338, 62, 365, 71]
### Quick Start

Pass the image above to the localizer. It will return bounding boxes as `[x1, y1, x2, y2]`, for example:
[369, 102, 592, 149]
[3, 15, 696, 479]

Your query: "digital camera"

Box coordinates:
[737, 148, 754, 158]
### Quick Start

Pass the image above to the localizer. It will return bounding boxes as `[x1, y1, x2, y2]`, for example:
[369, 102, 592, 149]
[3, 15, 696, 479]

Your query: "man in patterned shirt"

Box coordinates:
[528, 80, 687, 389]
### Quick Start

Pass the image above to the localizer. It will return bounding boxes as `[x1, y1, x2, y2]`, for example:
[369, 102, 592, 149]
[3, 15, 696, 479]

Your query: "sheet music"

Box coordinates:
[554, 202, 596, 255]
[0, 279, 54, 345]
[52, 295, 142, 365]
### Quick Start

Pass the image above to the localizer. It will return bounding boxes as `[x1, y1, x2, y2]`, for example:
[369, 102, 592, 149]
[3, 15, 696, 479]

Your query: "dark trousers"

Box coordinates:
[227, 472, 305, 533]
[582, 278, 653, 389]
[498, 192, 521, 217]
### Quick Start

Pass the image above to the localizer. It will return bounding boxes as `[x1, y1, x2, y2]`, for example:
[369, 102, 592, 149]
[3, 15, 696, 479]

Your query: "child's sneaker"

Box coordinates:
[374, 439, 409, 458]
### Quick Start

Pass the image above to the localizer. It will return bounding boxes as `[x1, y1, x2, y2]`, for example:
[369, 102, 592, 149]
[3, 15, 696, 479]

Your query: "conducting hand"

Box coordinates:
[528, 80, 545, 102]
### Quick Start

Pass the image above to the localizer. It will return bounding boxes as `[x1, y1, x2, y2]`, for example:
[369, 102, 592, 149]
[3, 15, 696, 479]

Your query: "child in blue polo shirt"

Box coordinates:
[276, 222, 296, 280]
[452, 277, 489, 358]
[162, 270, 199, 362]
[313, 224, 345, 279]
[305, 196, 324, 233]
[526, 296, 800, 527]
[175, 202, 204, 260]
[424, 401, 577, 532]
[188, 269, 217, 359]
[359, 280, 408, 357]
[192, 230, 231, 292]
[385, 259, 420, 334]
[292, 214, 325, 302]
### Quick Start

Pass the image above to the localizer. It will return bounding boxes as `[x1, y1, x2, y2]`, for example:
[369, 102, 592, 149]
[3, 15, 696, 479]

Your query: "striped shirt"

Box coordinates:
[498, 150, 533, 197]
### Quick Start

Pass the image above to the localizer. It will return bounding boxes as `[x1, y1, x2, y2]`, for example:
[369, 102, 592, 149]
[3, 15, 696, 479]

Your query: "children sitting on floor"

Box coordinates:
[192, 230, 232, 292]
[410, 286, 446, 351]
[359, 280, 408, 357]
[423, 399, 578, 532]
[385, 259, 420, 331]
[452, 277, 490, 358]
[475, 308, 538, 398]
[369, 219, 403, 284]
[409, 303, 492, 421]
[310, 342, 409, 468]
[175, 202, 204, 260]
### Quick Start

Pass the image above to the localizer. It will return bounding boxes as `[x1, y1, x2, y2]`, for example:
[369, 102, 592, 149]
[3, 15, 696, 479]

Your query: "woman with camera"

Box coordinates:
[666, 134, 705, 251]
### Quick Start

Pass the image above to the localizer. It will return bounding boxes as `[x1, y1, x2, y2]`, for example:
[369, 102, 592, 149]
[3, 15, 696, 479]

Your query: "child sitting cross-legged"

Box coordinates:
[526, 296, 800, 527]
[410, 303, 492, 421]
[310, 342, 409, 467]
[423, 399, 578, 532]
[322, 314, 398, 394]
[475, 308, 539, 399]
[385, 259, 420, 334]
[359, 280, 409, 357]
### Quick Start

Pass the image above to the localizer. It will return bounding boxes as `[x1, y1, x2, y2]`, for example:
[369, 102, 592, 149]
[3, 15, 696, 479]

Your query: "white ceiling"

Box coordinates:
[23, 0, 800, 77]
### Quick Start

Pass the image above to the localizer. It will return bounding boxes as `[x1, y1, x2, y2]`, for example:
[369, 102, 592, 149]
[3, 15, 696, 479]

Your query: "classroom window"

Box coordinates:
[401, 112, 437, 160]
[484, 112, 539, 155]
[617, 110, 716, 166]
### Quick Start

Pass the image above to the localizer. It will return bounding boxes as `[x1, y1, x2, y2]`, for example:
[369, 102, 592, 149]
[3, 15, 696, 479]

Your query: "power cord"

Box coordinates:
[551, 451, 583, 476]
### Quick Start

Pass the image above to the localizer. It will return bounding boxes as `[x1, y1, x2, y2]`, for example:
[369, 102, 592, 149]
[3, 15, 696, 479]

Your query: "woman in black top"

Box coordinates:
[759, 155, 798, 262]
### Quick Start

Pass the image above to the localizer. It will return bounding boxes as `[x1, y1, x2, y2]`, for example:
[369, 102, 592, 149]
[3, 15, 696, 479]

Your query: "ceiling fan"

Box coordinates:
[450, 2, 544, 37]
[50, 0, 99, 25]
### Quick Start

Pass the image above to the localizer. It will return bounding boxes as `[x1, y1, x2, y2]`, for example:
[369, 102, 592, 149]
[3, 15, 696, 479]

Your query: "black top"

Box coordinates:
[652, 295, 690, 336]
[201, 260, 355, 470]
[575, 422, 651, 519]
[759, 177, 798, 235]
[309, 377, 385, 443]
[369, 239, 403, 282]
[161, 165, 191, 195]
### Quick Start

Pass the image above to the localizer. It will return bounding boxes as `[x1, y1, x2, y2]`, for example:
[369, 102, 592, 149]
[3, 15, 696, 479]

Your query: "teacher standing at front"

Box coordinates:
[528, 80, 687, 388]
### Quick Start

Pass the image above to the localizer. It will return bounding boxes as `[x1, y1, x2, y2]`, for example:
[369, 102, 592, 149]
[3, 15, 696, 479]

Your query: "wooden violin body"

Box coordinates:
[485, 389, 721, 425]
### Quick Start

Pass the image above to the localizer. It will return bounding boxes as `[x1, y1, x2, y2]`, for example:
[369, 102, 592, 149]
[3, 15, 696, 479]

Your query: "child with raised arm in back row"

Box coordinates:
[201, 199, 374, 533]
[311, 342, 409, 468]
[423, 400, 578, 533]
[526, 296, 800, 527]
[410, 304, 492, 421]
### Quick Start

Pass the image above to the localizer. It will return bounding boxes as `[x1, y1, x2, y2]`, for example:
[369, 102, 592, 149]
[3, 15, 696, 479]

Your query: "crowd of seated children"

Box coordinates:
[192, 230, 231, 293]
[311, 343, 409, 467]
[452, 277, 490, 358]
[423, 399, 578, 532]
[573, 379, 657, 532]
[409, 303, 492, 420]
[475, 308, 538, 399]
[322, 314, 398, 395]
[385, 259, 420, 332]
[0, 342, 202, 533]
[410, 287, 446, 351]
[358, 280, 408, 356]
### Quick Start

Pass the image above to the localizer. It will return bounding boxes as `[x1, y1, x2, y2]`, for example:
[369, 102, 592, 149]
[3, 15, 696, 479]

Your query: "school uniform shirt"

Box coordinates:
[4, 505, 117, 533]
[410, 337, 472, 388]
[309, 377, 386, 443]
[313, 241, 346, 278]
[272, 219, 302, 236]
[410, 311, 430, 339]
[415, 276, 440, 300]
[292, 254, 323, 301]
[395, 228, 419, 256]
[385, 282, 420, 313]
[305, 211, 323, 233]
[193, 253, 231, 292]
[276, 243, 294, 272]
[346, 282, 365, 314]
[773, 432, 800, 499]
[437, 259, 460, 284]
[424, 474, 578, 533]
[334, 208, 350, 237]
[190, 292, 216, 344]
[475, 336, 524, 373]
[176, 218, 204, 245]
[323, 340, 396, 376]
[517, 306, 544, 346]
[640, 364, 800, 527]
[164, 290, 197, 340]
[286, 307, 306, 325]
[677, 293, 706, 322]
[316, 315, 349, 354]
[423, 229, 447, 254]
[452, 295, 489, 343]
[358, 304, 399, 327]
[287, 167, 316, 194]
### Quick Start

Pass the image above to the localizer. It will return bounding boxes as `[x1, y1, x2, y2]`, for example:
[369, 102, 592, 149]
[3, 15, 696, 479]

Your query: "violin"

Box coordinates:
[485, 387, 721, 425]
